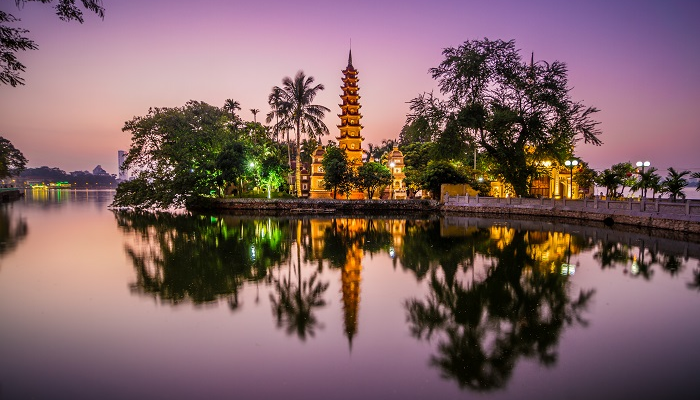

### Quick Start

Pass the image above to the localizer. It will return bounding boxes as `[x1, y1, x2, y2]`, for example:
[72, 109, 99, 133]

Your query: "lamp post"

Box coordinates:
[636, 161, 650, 199]
[564, 160, 578, 199]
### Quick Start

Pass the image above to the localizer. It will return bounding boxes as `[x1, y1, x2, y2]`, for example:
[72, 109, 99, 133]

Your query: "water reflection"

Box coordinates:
[114, 211, 290, 308]
[113, 211, 700, 393]
[404, 225, 594, 391]
[0, 203, 28, 267]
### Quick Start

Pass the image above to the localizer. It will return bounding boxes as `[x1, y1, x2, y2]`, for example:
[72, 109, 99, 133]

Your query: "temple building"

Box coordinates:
[490, 160, 585, 199]
[305, 49, 406, 199]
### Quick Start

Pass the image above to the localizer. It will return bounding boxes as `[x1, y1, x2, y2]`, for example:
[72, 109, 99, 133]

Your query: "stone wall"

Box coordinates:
[192, 198, 439, 214]
[442, 195, 700, 235]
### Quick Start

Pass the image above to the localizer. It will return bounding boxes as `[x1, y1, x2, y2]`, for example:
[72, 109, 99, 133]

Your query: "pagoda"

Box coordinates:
[310, 49, 366, 199]
[337, 49, 364, 167]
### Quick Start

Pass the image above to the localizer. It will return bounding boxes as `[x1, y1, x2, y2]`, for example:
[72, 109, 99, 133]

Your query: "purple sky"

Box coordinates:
[1, 0, 698, 175]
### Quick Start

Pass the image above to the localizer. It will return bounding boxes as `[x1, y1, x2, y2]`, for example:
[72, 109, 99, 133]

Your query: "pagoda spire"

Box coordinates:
[337, 48, 363, 165]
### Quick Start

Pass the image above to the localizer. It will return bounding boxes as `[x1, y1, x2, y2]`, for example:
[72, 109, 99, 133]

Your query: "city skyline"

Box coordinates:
[1, 0, 699, 175]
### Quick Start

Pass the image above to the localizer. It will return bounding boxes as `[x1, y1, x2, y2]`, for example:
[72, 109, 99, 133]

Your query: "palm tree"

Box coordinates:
[223, 99, 242, 129]
[692, 172, 700, 192]
[223, 99, 241, 118]
[250, 108, 259, 123]
[661, 167, 690, 201]
[630, 167, 659, 199]
[594, 168, 622, 198]
[278, 71, 330, 197]
[266, 86, 292, 165]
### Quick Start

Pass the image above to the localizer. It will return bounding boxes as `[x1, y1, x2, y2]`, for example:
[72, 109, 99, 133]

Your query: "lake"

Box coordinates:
[1, 189, 699, 399]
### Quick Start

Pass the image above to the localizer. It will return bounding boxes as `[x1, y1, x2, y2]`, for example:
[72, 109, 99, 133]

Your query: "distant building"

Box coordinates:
[117, 150, 129, 181]
[93, 165, 108, 175]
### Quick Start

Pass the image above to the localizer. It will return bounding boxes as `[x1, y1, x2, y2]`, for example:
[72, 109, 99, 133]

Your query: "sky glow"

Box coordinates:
[1, 0, 698, 175]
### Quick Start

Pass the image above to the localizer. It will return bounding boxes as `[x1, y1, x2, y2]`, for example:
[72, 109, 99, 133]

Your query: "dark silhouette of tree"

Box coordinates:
[0, 136, 28, 177]
[270, 222, 329, 341]
[405, 229, 595, 392]
[1, 0, 104, 86]
[661, 167, 690, 201]
[0, 204, 28, 268]
[688, 268, 700, 291]
[409, 38, 601, 197]
[270, 271, 328, 341]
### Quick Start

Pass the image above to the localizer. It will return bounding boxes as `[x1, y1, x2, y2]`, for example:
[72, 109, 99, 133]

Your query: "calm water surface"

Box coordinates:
[1, 189, 699, 399]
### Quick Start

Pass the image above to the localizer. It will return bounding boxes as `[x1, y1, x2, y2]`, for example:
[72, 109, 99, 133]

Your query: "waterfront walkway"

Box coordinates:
[442, 195, 700, 235]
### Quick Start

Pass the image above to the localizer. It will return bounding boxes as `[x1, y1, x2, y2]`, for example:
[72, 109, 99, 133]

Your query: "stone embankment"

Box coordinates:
[192, 198, 438, 215]
[0, 188, 22, 202]
[192, 195, 700, 236]
[442, 195, 700, 235]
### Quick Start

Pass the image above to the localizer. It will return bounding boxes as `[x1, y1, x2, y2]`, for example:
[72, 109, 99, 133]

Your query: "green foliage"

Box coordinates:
[594, 168, 622, 198]
[661, 167, 690, 201]
[355, 162, 392, 199]
[409, 38, 602, 197]
[0, 136, 27, 177]
[321, 144, 353, 198]
[259, 152, 289, 198]
[630, 167, 660, 199]
[611, 162, 636, 196]
[423, 160, 469, 198]
[113, 100, 233, 209]
[398, 116, 436, 145]
[572, 161, 597, 196]
[1, 0, 104, 87]
[215, 141, 248, 196]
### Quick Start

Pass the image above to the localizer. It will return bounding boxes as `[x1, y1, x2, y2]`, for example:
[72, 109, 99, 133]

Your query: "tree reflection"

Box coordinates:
[115, 211, 290, 308]
[270, 271, 328, 341]
[688, 268, 700, 291]
[405, 229, 595, 392]
[0, 204, 28, 268]
[270, 223, 329, 341]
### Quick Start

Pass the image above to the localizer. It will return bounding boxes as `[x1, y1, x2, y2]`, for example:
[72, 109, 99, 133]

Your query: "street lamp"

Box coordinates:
[636, 161, 650, 199]
[564, 160, 578, 199]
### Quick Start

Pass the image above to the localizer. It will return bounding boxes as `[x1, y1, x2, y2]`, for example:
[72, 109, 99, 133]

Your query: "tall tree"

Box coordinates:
[276, 71, 330, 197]
[266, 87, 285, 141]
[409, 38, 602, 197]
[692, 172, 700, 193]
[0, 136, 28, 178]
[594, 168, 623, 198]
[631, 167, 660, 199]
[250, 108, 259, 123]
[355, 162, 392, 199]
[1, 0, 105, 87]
[113, 100, 231, 209]
[661, 167, 690, 201]
[321, 144, 352, 199]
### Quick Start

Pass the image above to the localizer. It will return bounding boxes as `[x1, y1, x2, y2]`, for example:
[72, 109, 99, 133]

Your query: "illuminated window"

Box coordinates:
[303, 184, 307, 190]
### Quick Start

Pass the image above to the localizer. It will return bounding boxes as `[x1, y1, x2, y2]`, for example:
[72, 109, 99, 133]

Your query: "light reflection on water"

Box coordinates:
[0, 190, 698, 399]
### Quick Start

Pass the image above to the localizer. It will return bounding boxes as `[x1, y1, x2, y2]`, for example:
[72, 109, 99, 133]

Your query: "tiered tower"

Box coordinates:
[337, 50, 364, 165]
